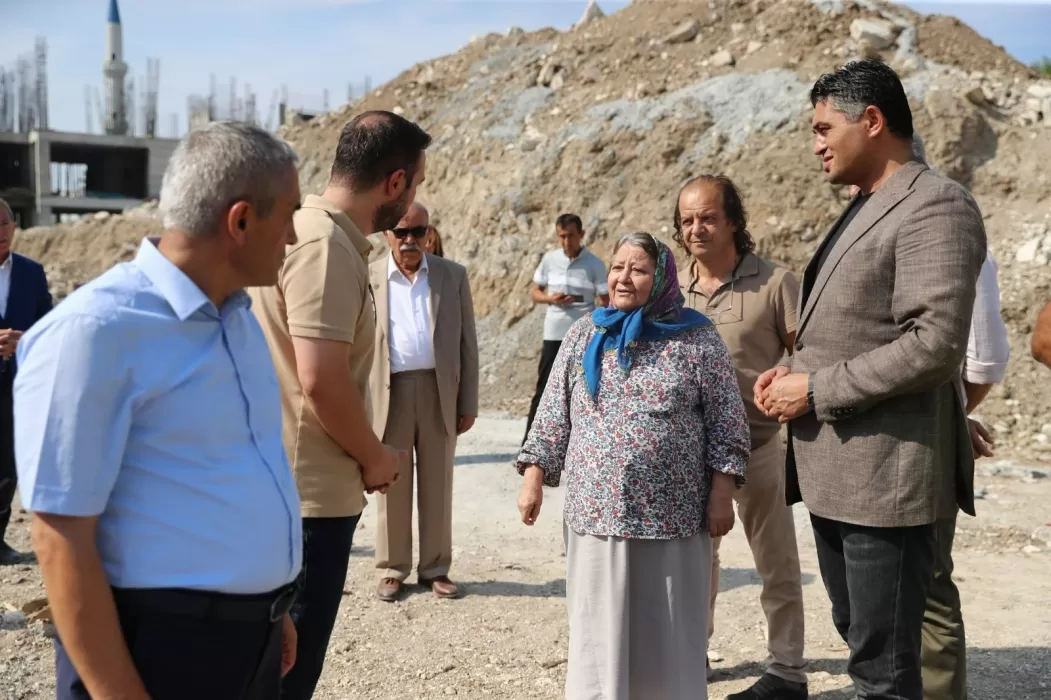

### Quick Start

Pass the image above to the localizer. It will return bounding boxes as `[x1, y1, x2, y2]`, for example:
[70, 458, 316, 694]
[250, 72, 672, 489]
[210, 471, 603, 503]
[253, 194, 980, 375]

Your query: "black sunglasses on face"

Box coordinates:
[392, 226, 428, 239]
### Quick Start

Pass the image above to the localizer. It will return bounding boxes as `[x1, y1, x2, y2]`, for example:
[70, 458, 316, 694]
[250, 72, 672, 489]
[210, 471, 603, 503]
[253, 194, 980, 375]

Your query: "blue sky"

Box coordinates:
[3, 0, 1049, 136]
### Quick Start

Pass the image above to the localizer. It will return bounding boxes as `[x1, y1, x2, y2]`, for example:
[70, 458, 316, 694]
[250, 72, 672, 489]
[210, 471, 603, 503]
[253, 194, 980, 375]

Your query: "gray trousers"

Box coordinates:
[564, 523, 712, 700]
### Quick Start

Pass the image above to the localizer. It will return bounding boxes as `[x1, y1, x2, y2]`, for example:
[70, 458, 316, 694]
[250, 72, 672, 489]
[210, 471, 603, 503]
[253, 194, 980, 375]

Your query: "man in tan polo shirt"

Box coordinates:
[675, 175, 808, 700]
[249, 110, 432, 700]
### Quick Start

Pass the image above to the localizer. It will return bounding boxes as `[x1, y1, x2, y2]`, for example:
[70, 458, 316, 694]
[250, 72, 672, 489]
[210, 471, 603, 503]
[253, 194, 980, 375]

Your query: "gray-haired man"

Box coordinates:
[16, 121, 303, 700]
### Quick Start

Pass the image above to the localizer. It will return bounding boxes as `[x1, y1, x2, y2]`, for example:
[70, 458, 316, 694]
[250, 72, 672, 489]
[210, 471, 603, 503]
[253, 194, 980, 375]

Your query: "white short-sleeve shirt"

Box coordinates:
[533, 247, 608, 341]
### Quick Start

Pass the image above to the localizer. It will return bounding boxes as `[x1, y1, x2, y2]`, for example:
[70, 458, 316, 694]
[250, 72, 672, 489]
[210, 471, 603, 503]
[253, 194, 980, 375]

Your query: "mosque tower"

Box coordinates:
[102, 0, 128, 135]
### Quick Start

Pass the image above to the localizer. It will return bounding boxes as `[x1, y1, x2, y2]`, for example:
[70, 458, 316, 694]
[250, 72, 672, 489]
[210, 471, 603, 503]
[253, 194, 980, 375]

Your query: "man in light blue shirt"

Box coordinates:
[15, 121, 303, 700]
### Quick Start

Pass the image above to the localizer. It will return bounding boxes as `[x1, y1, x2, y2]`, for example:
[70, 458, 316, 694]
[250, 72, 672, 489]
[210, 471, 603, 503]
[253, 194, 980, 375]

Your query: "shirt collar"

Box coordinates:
[686, 252, 759, 294]
[134, 237, 249, 320]
[561, 245, 588, 263]
[0, 254, 12, 270]
[302, 194, 373, 259]
[387, 251, 429, 280]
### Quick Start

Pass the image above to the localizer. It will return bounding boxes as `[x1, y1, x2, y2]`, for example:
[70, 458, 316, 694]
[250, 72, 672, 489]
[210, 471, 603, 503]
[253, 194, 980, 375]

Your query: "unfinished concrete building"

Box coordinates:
[0, 0, 177, 229]
[0, 129, 177, 228]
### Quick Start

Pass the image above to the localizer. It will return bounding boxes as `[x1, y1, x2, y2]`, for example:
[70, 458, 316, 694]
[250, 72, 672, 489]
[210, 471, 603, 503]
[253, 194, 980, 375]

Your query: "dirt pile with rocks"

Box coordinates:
[14, 0, 1051, 460]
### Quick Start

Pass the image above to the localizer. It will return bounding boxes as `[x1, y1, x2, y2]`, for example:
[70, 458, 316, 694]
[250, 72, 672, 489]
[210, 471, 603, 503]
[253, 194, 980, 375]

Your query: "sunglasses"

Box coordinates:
[392, 226, 428, 239]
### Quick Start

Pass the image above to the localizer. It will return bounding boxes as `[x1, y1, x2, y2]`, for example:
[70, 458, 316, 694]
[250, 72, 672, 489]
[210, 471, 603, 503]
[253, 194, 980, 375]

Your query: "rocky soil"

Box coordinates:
[0, 417, 1049, 699]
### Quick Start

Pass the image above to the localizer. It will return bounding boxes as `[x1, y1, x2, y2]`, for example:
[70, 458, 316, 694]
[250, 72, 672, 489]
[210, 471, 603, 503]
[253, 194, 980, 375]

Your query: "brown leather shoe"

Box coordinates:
[419, 575, 462, 599]
[376, 577, 402, 602]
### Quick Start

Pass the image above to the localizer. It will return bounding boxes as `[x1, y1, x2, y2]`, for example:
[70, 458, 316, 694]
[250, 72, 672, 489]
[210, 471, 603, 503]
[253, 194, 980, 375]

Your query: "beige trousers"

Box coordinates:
[374, 370, 456, 582]
[565, 523, 711, 700]
[710, 436, 807, 684]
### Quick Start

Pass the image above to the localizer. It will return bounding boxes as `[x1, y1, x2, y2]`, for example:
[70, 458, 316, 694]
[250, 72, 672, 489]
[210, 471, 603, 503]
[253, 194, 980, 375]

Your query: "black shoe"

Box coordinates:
[727, 672, 808, 700]
[0, 543, 33, 566]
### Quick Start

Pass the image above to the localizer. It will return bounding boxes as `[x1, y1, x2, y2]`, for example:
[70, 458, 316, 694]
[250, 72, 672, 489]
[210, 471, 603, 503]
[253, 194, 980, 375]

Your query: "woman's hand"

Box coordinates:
[517, 466, 545, 525]
[707, 471, 736, 537]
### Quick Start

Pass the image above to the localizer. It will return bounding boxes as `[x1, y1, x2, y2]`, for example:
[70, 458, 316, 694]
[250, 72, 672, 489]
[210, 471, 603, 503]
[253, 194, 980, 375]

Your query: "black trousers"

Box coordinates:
[0, 372, 15, 541]
[280, 514, 361, 700]
[55, 589, 284, 699]
[811, 513, 935, 700]
[522, 340, 562, 445]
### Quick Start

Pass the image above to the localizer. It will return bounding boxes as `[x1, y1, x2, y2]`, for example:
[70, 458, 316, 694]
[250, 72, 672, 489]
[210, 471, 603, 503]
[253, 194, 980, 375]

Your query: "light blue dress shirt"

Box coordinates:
[14, 238, 302, 595]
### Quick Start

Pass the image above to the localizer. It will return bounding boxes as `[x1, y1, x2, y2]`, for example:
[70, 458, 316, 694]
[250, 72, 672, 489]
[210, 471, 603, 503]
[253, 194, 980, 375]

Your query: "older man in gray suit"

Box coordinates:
[368, 202, 479, 602]
[755, 60, 986, 700]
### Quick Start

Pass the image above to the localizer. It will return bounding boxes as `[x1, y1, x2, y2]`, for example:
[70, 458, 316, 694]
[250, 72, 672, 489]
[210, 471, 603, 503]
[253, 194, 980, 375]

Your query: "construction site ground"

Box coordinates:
[0, 415, 1048, 699]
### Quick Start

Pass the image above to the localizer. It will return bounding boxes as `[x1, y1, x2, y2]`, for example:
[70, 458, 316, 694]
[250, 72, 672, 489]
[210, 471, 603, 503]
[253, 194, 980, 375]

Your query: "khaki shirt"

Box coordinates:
[680, 252, 799, 448]
[249, 194, 376, 518]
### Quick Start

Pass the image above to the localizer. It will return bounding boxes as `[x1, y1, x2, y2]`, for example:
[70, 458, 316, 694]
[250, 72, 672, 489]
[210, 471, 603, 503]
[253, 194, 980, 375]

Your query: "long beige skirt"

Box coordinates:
[564, 523, 712, 700]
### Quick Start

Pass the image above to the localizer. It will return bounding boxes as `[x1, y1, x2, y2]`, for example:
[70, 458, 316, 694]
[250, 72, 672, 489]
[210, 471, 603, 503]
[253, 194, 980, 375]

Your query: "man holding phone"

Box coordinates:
[522, 214, 609, 444]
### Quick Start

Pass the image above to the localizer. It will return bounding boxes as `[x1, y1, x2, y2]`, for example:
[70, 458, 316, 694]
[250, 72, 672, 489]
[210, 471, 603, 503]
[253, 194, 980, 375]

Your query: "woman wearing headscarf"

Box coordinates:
[515, 232, 750, 700]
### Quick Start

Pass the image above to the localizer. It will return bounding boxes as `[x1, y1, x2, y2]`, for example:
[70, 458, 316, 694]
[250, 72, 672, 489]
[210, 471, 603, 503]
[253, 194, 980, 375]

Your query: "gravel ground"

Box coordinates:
[0, 416, 1049, 699]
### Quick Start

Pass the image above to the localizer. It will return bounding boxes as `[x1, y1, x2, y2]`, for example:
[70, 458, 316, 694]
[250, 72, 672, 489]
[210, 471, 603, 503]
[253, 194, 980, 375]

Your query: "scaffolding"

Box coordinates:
[143, 57, 160, 138]
[0, 36, 48, 133]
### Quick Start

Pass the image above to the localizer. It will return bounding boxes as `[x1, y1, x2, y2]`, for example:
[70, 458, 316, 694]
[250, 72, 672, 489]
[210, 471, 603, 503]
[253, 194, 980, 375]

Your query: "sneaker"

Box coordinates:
[727, 672, 808, 700]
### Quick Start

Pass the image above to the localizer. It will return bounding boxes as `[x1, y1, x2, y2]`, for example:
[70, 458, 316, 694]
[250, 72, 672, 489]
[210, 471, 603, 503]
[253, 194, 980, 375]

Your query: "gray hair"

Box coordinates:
[160, 121, 299, 238]
[911, 132, 927, 164]
[613, 231, 661, 265]
[408, 201, 429, 222]
[0, 197, 13, 223]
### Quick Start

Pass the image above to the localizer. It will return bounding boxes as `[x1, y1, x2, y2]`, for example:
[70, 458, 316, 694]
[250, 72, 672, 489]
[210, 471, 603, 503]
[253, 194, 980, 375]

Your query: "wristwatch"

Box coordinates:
[806, 374, 815, 412]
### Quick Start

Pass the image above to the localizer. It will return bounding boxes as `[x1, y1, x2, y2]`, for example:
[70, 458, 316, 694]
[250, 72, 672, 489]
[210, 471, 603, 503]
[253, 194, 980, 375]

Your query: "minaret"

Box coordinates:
[102, 0, 128, 135]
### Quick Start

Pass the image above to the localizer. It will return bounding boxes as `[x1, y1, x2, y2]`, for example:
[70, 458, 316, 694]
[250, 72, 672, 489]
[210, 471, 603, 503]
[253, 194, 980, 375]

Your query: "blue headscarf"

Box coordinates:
[582, 234, 710, 398]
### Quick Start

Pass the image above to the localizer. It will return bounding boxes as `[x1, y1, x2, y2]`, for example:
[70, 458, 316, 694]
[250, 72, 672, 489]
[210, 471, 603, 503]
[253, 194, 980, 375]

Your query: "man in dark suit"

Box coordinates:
[0, 197, 53, 564]
[755, 61, 986, 699]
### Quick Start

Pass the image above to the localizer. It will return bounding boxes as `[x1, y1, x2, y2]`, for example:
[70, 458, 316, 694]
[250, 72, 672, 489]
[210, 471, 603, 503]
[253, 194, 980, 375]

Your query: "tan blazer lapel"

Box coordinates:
[427, 253, 444, 343]
[370, 258, 390, 342]
[797, 161, 926, 338]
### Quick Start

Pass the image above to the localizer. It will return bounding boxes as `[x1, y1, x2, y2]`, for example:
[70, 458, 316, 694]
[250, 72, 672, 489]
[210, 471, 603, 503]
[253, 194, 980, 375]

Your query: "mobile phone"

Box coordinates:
[567, 294, 584, 303]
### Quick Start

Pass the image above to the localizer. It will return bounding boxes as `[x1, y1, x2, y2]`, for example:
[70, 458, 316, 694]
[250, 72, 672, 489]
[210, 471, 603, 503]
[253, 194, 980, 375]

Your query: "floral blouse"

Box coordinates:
[516, 315, 750, 540]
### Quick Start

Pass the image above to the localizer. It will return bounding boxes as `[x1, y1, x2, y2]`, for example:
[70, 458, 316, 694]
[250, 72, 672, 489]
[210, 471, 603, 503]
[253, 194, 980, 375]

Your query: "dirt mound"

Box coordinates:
[15, 204, 161, 303]
[15, 0, 1051, 458]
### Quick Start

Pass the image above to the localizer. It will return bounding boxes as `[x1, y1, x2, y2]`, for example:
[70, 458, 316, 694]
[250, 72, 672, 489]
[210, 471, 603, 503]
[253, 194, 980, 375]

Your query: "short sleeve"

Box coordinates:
[592, 258, 609, 295]
[282, 236, 362, 344]
[775, 269, 800, 338]
[532, 256, 548, 287]
[13, 314, 133, 516]
[964, 254, 1009, 384]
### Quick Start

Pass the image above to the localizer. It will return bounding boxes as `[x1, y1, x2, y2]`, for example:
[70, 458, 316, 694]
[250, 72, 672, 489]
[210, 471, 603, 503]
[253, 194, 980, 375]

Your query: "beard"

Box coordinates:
[373, 190, 410, 234]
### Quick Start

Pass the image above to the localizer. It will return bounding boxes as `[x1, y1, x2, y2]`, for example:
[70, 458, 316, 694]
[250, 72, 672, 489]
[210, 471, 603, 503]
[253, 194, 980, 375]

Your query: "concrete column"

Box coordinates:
[33, 134, 51, 217]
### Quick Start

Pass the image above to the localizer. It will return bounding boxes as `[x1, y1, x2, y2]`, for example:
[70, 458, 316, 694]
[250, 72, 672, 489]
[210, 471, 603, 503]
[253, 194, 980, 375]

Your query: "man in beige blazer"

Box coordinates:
[369, 202, 479, 601]
[756, 60, 986, 700]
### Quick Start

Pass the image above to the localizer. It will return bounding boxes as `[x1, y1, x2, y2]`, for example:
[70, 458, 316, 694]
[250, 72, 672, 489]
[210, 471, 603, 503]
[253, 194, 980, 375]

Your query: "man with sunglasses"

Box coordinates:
[675, 175, 808, 700]
[368, 202, 478, 602]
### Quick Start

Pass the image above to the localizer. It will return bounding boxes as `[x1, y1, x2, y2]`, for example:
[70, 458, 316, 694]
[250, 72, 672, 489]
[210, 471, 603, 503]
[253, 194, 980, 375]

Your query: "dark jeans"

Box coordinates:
[523, 340, 562, 445]
[810, 513, 934, 700]
[280, 514, 361, 700]
[0, 374, 15, 541]
[56, 589, 283, 699]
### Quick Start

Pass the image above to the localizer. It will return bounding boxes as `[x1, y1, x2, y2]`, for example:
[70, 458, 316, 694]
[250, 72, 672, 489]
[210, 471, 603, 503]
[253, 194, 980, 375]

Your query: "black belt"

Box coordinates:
[112, 581, 298, 623]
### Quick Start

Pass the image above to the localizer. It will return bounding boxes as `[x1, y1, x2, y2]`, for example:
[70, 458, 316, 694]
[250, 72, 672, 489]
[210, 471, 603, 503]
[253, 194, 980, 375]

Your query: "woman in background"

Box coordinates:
[424, 225, 444, 258]
[515, 232, 750, 700]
